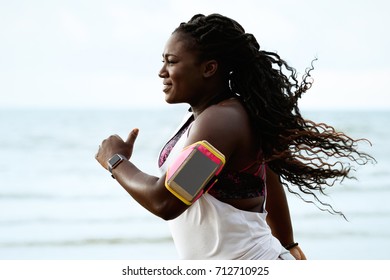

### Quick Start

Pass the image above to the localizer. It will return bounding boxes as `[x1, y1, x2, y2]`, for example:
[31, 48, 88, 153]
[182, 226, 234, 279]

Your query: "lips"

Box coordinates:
[162, 83, 172, 93]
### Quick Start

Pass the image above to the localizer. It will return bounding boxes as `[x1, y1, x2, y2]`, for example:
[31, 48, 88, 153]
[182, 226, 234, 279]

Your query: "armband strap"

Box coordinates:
[165, 140, 225, 205]
[285, 242, 299, 250]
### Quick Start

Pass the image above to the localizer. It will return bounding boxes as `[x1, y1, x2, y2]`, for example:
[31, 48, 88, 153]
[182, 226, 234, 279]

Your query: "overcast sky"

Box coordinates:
[1, 0, 389, 110]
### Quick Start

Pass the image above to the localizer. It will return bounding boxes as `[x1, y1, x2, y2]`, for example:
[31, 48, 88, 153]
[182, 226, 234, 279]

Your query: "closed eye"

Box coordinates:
[162, 53, 178, 65]
[162, 59, 176, 65]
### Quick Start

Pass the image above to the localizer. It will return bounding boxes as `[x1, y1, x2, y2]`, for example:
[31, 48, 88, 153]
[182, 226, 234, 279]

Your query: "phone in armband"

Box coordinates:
[165, 140, 226, 205]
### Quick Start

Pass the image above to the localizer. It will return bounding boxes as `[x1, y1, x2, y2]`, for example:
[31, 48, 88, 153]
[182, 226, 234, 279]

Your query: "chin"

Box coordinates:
[164, 94, 180, 104]
[165, 99, 182, 105]
[164, 95, 173, 104]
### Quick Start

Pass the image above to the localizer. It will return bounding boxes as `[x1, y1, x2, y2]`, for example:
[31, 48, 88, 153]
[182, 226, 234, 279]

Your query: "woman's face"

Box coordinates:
[159, 32, 206, 105]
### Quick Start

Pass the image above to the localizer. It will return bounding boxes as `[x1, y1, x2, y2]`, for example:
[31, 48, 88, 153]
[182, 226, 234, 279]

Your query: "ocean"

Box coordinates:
[0, 107, 389, 260]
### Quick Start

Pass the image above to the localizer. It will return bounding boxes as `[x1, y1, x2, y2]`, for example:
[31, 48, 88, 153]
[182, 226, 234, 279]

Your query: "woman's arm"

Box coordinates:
[265, 168, 306, 260]
[95, 129, 189, 220]
[95, 103, 240, 220]
[95, 102, 252, 221]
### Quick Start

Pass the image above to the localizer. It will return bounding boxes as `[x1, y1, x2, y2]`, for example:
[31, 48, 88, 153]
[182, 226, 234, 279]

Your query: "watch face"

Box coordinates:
[109, 154, 122, 167]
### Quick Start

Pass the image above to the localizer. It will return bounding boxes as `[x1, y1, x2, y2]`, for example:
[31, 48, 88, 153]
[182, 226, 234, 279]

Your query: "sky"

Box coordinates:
[1, 0, 389, 110]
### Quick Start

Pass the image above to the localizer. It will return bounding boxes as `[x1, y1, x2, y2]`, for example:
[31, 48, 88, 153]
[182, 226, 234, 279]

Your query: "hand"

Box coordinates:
[289, 245, 307, 260]
[95, 128, 139, 170]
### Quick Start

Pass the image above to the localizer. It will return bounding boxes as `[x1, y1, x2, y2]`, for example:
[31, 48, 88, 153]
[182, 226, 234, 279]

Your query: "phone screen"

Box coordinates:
[173, 150, 219, 196]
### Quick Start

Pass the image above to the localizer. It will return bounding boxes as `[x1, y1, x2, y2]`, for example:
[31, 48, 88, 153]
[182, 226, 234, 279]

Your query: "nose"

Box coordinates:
[158, 64, 168, 78]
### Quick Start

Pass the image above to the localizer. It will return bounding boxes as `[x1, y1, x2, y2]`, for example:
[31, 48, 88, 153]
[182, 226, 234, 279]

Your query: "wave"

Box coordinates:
[0, 237, 173, 248]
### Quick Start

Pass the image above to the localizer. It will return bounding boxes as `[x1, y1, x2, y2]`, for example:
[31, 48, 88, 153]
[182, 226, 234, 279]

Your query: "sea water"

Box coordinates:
[0, 107, 389, 260]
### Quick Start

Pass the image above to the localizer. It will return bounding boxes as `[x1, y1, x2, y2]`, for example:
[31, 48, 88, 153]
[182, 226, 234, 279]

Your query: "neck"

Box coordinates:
[191, 89, 233, 118]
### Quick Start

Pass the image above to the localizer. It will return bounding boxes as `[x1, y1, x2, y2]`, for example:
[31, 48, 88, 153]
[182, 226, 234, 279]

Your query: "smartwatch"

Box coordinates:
[107, 154, 127, 174]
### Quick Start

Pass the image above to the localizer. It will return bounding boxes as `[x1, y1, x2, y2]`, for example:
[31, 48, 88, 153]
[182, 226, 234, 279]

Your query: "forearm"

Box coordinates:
[265, 169, 294, 247]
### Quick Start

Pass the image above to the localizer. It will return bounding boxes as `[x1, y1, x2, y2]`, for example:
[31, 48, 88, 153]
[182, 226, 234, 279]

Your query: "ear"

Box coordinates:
[202, 60, 218, 78]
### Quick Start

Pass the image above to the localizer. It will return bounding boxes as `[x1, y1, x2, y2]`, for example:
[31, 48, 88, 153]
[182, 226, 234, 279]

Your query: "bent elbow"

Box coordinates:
[153, 211, 179, 221]
[156, 206, 183, 221]
[159, 212, 179, 221]
[153, 199, 187, 221]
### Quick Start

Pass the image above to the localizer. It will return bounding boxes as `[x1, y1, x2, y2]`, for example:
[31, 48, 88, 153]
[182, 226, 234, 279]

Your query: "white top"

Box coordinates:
[159, 113, 289, 259]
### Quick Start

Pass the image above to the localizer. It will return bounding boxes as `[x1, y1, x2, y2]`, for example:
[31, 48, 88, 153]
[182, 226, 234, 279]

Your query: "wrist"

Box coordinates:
[107, 154, 127, 178]
[284, 242, 299, 250]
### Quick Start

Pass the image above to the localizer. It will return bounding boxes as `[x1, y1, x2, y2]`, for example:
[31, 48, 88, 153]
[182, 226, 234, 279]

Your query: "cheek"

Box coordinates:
[171, 73, 189, 92]
[170, 65, 202, 95]
[170, 68, 184, 83]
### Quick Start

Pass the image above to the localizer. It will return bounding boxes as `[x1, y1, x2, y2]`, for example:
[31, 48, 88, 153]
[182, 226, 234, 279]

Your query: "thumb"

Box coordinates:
[126, 128, 139, 145]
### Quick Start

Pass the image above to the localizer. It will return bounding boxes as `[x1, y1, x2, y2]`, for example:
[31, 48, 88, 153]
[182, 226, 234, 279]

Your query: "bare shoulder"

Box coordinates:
[186, 98, 251, 158]
[197, 98, 248, 134]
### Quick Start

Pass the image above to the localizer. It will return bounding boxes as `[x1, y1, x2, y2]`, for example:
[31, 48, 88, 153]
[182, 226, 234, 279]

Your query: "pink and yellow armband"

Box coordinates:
[165, 140, 225, 205]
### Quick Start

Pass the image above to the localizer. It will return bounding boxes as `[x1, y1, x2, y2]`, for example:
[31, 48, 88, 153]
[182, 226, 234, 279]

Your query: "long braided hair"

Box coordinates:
[174, 14, 375, 216]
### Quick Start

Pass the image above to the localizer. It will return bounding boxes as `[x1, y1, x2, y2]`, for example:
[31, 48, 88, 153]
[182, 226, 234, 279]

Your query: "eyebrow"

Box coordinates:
[162, 53, 179, 58]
